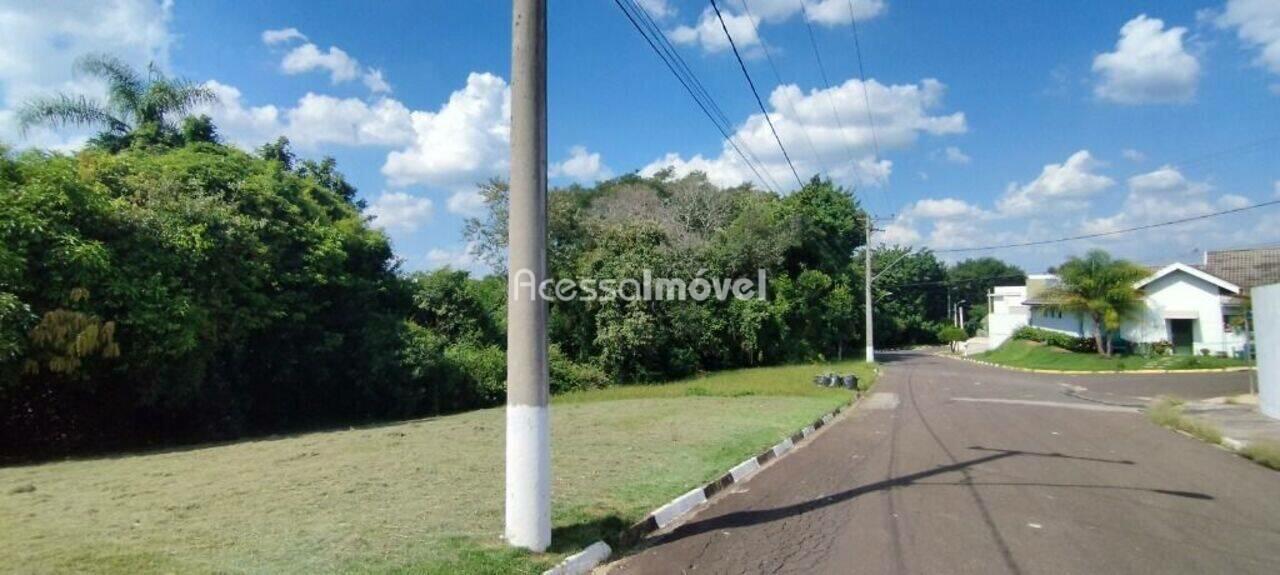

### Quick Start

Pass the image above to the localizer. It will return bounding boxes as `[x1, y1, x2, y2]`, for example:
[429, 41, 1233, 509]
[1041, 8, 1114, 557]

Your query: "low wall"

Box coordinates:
[1255, 283, 1280, 420]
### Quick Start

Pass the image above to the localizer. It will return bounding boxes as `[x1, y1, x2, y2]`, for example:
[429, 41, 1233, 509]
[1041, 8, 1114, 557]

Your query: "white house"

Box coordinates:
[984, 247, 1280, 357]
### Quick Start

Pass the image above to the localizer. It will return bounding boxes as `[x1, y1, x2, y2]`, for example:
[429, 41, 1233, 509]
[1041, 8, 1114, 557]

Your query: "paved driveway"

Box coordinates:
[607, 351, 1280, 574]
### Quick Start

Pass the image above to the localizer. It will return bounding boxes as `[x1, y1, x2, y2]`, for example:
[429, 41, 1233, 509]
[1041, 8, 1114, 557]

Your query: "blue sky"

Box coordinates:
[2, 0, 1279, 273]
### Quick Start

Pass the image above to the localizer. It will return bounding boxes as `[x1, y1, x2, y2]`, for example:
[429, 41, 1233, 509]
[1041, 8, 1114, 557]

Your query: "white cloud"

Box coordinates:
[446, 190, 487, 217]
[1093, 15, 1200, 104]
[366, 191, 433, 232]
[879, 160, 1279, 266]
[195, 80, 283, 147]
[665, 1, 887, 55]
[1215, 0, 1280, 77]
[996, 150, 1114, 216]
[382, 72, 511, 189]
[669, 7, 759, 54]
[197, 82, 413, 149]
[1218, 193, 1252, 209]
[635, 0, 676, 19]
[280, 43, 360, 84]
[551, 145, 614, 183]
[363, 69, 391, 94]
[424, 241, 485, 275]
[735, 0, 886, 25]
[642, 77, 965, 190]
[1275, 180, 1280, 198]
[0, 0, 173, 148]
[1080, 166, 1217, 234]
[797, 0, 887, 26]
[1121, 148, 1146, 162]
[941, 145, 970, 165]
[907, 197, 988, 220]
[285, 93, 413, 148]
[262, 27, 307, 45]
[265, 29, 391, 94]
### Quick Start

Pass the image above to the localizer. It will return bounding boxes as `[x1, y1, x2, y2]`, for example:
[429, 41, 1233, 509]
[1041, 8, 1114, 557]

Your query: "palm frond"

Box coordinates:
[15, 94, 128, 135]
[75, 53, 143, 121]
[140, 77, 218, 127]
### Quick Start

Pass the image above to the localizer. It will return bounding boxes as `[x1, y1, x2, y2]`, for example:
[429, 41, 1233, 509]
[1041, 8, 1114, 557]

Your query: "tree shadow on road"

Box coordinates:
[649, 446, 1211, 546]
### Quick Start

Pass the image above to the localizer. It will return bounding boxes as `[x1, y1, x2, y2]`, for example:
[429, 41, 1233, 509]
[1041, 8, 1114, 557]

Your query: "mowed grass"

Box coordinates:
[0, 360, 872, 574]
[980, 340, 1253, 372]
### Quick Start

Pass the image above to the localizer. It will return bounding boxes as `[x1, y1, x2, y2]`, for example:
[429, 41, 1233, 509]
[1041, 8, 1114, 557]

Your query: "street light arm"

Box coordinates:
[870, 249, 914, 283]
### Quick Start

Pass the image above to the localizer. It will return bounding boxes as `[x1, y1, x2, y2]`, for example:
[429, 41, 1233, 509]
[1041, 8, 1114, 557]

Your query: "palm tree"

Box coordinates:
[18, 54, 216, 149]
[1043, 250, 1149, 357]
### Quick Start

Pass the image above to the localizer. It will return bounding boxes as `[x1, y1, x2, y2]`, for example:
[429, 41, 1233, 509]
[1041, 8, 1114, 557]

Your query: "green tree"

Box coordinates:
[17, 54, 215, 150]
[780, 176, 864, 276]
[1043, 250, 1149, 357]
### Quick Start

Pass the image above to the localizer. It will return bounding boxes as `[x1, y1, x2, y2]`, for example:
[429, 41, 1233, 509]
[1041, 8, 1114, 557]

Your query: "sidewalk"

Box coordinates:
[1182, 397, 1280, 448]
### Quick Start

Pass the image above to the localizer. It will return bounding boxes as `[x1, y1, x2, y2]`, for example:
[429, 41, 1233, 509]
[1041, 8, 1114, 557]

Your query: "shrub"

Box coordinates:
[550, 346, 611, 394]
[443, 343, 507, 406]
[936, 326, 968, 345]
[1011, 326, 1094, 353]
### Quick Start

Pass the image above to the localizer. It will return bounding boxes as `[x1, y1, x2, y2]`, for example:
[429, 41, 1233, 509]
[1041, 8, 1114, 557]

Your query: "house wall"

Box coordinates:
[987, 287, 1028, 349]
[1029, 308, 1088, 336]
[986, 269, 1248, 356]
[1122, 271, 1246, 355]
[1255, 283, 1280, 420]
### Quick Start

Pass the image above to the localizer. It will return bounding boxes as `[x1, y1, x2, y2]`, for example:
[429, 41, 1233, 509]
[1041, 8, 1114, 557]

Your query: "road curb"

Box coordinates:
[935, 351, 1255, 375]
[616, 398, 855, 548]
[540, 399, 856, 575]
[542, 541, 612, 575]
[542, 367, 878, 575]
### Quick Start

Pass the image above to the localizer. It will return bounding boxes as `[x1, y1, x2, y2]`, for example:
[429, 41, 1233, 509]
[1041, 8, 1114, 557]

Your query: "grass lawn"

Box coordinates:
[978, 340, 1253, 372]
[0, 361, 874, 574]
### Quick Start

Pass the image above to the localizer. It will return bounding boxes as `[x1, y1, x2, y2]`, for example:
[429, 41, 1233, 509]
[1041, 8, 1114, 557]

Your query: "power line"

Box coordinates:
[1170, 133, 1280, 171]
[740, 0, 825, 175]
[846, 2, 887, 217]
[613, 0, 781, 194]
[934, 198, 1280, 254]
[621, 0, 782, 193]
[709, 0, 805, 190]
[888, 273, 1029, 290]
[798, 2, 862, 198]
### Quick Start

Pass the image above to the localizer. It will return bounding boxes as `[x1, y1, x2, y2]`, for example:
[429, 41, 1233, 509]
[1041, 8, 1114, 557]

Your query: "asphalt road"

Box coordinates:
[607, 351, 1280, 575]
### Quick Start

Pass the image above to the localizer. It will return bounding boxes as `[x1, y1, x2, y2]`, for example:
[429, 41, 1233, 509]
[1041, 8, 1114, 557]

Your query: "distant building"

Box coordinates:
[985, 246, 1280, 356]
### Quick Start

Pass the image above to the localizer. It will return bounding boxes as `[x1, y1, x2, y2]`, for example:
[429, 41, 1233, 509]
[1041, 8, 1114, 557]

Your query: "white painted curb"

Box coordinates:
[652, 487, 708, 529]
[729, 457, 762, 483]
[542, 541, 612, 575]
[1222, 437, 1247, 451]
[771, 437, 794, 458]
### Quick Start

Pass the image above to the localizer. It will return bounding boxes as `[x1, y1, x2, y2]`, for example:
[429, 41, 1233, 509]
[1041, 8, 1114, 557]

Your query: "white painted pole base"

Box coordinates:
[505, 404, 551, 551]
[866, 345, 875, 363]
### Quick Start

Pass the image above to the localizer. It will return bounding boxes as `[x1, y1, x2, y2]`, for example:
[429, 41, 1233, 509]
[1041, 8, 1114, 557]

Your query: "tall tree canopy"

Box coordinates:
[17, 54, 216, 151]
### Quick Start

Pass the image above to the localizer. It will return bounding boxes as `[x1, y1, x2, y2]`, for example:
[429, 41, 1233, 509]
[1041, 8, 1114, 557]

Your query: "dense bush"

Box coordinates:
[1011, 326, 1095, 353]
[936, 326, 968, 345]
[0, 142, 417, 456]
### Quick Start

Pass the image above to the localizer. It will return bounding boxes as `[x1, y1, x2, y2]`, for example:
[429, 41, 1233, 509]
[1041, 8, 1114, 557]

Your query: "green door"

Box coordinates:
[1170, 319, 1194, 355]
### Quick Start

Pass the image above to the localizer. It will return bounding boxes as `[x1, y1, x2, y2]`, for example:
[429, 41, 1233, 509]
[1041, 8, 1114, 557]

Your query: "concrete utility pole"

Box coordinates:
[864, 219, 875, 363]
[506, 0, 550, 552]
